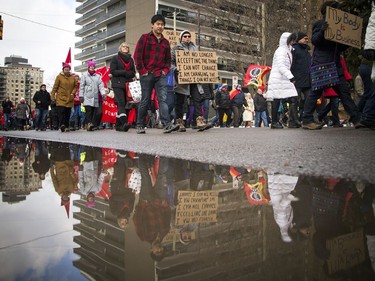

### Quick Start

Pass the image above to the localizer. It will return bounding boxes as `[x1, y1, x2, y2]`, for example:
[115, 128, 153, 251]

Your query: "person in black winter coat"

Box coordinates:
[302, 0, 360, 129]
[110, 42, 136, 132]
[230, 84, 247, 127]
[215, 83, 232, 127]
[254, 89, 269, 127]
[32, 84, 51, 131]
[291, 32, 311, 122]
[2, 96, 13, 131]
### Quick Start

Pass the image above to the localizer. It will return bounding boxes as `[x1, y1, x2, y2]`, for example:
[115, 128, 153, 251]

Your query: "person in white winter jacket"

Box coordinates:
[267, 32, 300, 129]
[79, 61, 106, 131]
[268, 174, 299, 243]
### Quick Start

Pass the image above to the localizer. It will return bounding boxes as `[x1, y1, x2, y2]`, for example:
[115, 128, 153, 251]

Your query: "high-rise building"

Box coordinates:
[0, 55, 44, 108]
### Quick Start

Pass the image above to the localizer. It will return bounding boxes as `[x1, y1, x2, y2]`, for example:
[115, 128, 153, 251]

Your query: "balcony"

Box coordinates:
[75, 45, 105, 61]
[95, 47, 118, 62]
[75, 22, 96, 37]
[75, 34, 97, 49]
[76, 0, 97, 14]
[95, 5, 126, 29]
[96, 25, 125, 43]
[76, 7, 103, 26]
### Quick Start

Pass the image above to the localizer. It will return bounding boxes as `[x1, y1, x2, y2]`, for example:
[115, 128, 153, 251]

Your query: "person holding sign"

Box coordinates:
[302, 1, 360, 130]
[171, 30, 211, 131]
[134, 14, 179, 134]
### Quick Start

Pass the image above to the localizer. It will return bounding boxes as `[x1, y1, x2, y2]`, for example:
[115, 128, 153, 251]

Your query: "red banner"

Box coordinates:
[101, 96, 117, 124]
[96, 66, 111, 88]
[244, 64, 271, 91]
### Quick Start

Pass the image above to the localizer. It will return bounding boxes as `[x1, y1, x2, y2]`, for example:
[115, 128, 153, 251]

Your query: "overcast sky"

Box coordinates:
[0, 0, 78, 87]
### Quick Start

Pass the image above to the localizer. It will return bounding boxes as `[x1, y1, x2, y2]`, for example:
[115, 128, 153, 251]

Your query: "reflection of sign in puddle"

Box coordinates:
[326, 229, 365, 274]
[175, 190, 219, 225]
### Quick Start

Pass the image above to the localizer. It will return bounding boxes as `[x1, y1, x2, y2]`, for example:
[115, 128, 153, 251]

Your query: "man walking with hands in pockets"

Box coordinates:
[134, 14, 179, 134]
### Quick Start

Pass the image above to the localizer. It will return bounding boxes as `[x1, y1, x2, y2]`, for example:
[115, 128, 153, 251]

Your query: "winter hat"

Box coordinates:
[62, 62, 71, 70]
[87, 61, 96, 68]
[296, 32, 307, 42]
[180, 30, 191, 42]
[234, 84, 242, 90]
[219, 83, 228, 90]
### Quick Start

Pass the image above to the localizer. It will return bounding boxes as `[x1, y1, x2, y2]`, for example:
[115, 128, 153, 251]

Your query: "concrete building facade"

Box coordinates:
[0, 55, 44, 109]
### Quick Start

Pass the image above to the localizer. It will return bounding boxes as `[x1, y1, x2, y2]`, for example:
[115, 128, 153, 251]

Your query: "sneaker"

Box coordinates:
[163, 123, 179, 133]
[302, 122, 323, 130]
[176, 119, 186, 132]
[87, 123, 94, 131]
[196, 116, 205, 129]
[60, 125, 66, 132]
[198, 123, 213, 132]
[137, 126, 146, 134]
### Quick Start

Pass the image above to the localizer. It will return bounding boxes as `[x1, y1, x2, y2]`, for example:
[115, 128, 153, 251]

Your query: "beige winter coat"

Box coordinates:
[51, 72, 77, 108]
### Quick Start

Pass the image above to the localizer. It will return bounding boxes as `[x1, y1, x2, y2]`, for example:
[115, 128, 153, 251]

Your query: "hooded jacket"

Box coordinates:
[267, 32, 298, 99]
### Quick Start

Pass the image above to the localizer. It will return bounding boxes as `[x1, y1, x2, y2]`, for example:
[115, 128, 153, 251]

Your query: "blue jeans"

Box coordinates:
[34, 108, 49, 129]
[137, 74, 170, 127]
[318, 97, 340, 124]
[3, 113, 10, 129]
[303, 75, 359, 124]
[255, 111, 268, 127]
[358, 63, 375, 120]
[202, 99, 210, 120]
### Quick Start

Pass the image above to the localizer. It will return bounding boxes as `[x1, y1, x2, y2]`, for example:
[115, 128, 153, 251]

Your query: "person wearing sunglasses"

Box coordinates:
[171, 30, 212, 132]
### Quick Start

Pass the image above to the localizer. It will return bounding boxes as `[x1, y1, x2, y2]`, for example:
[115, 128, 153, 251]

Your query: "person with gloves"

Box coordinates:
[79, 61, 106, 131]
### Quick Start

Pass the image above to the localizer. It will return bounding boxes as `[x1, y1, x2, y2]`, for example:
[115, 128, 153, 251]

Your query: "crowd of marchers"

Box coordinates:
[1, 1, 374, 132]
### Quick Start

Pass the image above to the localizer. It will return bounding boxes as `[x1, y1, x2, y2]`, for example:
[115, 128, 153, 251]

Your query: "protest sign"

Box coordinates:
[175, 50, 219, 84]
[163, 30, 196, 48]
[175, 190, 219, 225]
[325, 7, 363, 49]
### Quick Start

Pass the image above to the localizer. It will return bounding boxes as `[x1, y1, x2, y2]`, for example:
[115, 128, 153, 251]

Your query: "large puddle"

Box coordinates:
[0, 137, 374, 281]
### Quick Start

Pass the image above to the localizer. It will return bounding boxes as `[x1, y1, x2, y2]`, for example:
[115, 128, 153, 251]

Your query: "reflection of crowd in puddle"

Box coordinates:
[1, 137, 374, 276]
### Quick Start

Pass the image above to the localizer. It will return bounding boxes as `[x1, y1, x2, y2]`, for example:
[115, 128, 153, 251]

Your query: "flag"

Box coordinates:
[96, 66, 111, 88]
[244, 64, 271, 91]
[65, 47, 72, 64]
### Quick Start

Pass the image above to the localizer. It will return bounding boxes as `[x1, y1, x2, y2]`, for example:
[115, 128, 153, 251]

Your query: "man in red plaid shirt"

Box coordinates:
[134, 14, 179, 134]
[133, 155, 171, 261]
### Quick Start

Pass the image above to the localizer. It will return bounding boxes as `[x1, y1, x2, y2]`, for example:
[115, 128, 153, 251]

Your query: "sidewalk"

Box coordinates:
[1, 127, 375, 183]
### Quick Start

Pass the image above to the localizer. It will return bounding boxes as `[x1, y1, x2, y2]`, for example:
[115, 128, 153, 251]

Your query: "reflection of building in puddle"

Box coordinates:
[73, 196, 126, 280]
[0, 138, 41, 203]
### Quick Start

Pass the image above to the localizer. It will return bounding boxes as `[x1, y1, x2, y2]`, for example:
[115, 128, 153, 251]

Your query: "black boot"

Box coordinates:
[115, 113, 131, 132]
[271, 99, 283, 129]
[288, 97, 300, 128]
[69, 121, 76, 131]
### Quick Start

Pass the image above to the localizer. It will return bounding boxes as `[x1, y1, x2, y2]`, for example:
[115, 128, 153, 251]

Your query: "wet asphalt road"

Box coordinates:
[1, 126, 375, 183]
